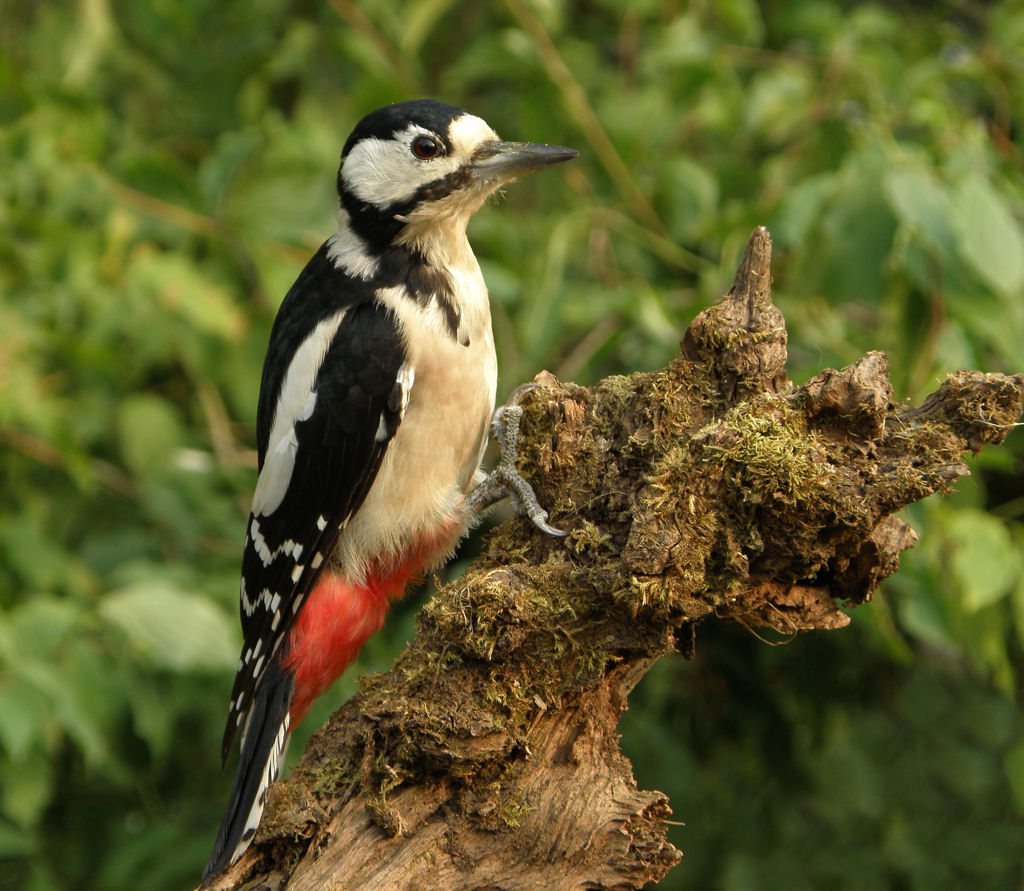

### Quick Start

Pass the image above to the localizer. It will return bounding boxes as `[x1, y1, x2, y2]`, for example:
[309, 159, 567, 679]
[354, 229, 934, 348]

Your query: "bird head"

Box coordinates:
[337, 99, 578, 255]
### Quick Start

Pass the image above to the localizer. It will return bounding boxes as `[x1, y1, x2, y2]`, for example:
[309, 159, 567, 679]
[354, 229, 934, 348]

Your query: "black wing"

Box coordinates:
[220, 289, 407, 761]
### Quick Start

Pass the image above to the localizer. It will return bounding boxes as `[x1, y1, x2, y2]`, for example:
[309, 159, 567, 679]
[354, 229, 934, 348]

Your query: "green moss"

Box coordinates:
[573, 643, 614, 687]
[696, 406, 834, 506]
[497, 785, 536, 829]
[398, 644, 464, 688]
[570, 519, 613, 554]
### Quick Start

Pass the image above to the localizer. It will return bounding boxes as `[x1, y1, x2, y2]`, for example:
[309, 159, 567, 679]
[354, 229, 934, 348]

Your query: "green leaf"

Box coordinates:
[1012, 571, 1024, 653]
[884, 165, 955, 254]
[0, 751, 52, 828]
[9, 597, 79, 647]
[0, 678, 50, 759]
[99, 580, 237, 672]
[773, 173, 835, 247]
[660, 157, 719, 238]
[126, 246, 247, 340]
[714, 0, 766, 43]
[115, 394, 183, 478]
[55, 644, 116, 767]
[0, 516, 74, 593]
[951, 173, 1024, 298]
[895, 584, 956, 653]
[947, 509, 1019, 611]
[1005, 739, 1024, 817]
[0, 821, 34, 859]
[744, 67, 814, 143]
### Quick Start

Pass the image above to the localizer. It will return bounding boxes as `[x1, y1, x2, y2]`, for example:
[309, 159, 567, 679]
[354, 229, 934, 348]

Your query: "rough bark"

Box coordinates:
[204, 227, 1024, 890]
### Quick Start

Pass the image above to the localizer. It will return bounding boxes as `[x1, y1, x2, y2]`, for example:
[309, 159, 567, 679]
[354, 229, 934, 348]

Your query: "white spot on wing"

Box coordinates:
[248, 521, 308, 573]
[251, 310, 348, 517]
[250, 519, 272, 566]
[317, 515, 327, 531]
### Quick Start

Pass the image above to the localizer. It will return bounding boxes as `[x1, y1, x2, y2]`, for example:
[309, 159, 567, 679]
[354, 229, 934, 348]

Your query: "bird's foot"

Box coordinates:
[468, 383, 567, 537]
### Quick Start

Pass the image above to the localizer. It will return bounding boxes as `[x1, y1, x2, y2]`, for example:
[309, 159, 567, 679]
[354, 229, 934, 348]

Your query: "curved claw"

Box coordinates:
[530, 513, 569, 538]
[504, 381, 541, 407]
[503, 472, 567, 537]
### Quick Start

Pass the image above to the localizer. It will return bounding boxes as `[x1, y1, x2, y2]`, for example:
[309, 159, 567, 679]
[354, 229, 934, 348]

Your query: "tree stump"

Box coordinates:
[203, 227, 1023, 890]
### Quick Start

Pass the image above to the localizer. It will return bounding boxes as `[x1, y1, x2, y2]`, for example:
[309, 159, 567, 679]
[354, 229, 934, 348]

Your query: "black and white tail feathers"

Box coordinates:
[202, 662, 294, 885]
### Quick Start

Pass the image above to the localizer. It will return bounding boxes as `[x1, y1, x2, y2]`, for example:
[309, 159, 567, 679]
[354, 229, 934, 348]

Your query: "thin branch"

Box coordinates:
[326, 0, 421, 97]
[504, 0, 669, 237]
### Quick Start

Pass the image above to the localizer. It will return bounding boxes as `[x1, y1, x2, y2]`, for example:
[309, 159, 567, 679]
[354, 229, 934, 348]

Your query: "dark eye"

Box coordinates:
[411, 135, 441, 160]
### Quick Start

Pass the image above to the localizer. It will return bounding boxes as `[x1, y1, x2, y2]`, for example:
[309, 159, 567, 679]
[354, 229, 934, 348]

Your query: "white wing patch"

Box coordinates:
[251, 310, 348, 517]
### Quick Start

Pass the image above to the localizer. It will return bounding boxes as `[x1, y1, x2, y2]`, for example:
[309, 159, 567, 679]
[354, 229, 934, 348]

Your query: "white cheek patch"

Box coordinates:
[341, 123, 471, 208]
[342, 136, 416, 206]
[251, 309, 348, 517]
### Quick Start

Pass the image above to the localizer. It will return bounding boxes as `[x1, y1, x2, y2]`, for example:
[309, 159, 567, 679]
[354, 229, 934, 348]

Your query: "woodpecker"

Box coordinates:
[202, 100, 577, 882]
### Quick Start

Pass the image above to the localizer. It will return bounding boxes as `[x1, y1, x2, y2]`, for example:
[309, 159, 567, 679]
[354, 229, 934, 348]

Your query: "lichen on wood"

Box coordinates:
[203, 227, 1023, 891]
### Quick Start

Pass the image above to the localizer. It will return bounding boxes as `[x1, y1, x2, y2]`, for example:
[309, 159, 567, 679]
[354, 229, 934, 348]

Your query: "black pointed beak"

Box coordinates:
[471, 141, 579, 182]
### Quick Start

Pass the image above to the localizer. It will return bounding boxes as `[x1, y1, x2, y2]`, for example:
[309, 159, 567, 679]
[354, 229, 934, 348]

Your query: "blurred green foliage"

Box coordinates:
[1, 0, 1022, 888]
